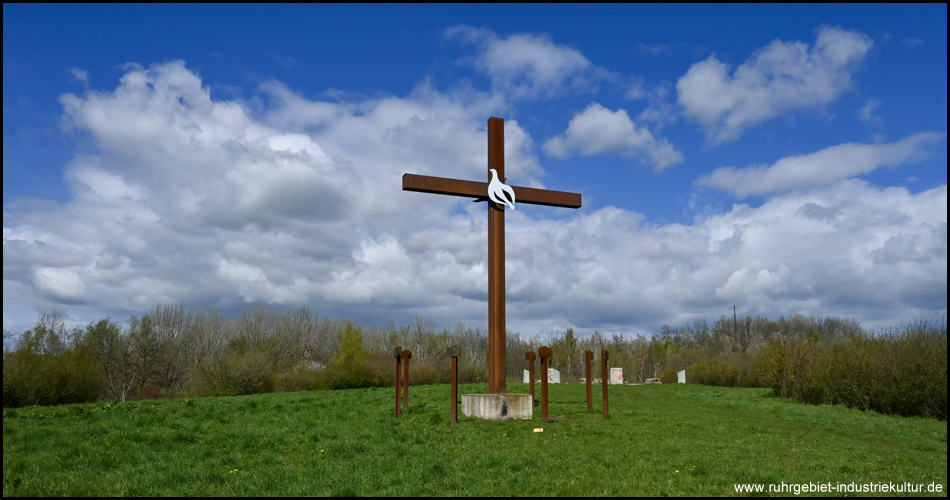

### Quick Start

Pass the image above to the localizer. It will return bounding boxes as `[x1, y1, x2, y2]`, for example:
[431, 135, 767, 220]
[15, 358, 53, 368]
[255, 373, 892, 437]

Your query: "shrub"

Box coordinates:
[188, 349, 275, 397]
[3, 349, 103, 407]
[758, 328, 947, 420]
[270, 360, 321, 393]
[681, 352, 762, 388]
[315, 354, 386, 390]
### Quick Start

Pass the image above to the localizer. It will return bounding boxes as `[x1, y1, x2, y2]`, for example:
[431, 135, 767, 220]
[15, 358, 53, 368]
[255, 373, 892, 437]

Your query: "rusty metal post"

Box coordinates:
[487, 117, 507, 395]
[602, 349, 609, 420]
[585, 350, 593, 410]
[402, 349, 411, 409]
[447, 345, 460, 424]
[525, 351, 536, 401]
[538, 346, 552, 423]
[394, 347, 402, 418]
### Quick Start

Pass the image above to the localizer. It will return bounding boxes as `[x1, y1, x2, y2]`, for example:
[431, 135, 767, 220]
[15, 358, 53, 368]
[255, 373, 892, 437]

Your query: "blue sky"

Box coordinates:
[3, 4, 947, 340]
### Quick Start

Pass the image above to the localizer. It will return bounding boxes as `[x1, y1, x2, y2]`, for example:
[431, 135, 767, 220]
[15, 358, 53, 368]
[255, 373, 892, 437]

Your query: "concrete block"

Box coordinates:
[462, 393, 533, 420]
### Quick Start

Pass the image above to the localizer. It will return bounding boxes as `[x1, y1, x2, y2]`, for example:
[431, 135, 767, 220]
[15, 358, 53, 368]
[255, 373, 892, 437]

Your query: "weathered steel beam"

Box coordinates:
[402, 174, 582, 209]
[487, 117, 506, 394]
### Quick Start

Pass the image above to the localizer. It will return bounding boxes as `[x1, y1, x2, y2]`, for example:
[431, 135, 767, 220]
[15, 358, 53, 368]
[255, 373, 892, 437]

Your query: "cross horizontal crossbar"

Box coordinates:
[402, 173, 582, 209]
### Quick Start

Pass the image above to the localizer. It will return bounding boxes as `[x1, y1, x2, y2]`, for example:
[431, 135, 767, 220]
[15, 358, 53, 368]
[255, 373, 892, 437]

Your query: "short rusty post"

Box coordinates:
[601, 349, 609, 420]
[525, 351, 536, 401]
[538, 346, 552, 423]
[447, 345, 460, 424]
[585, 350, 593, 410]
[394, 347, 402, 418]
[402, 349, 412, 409]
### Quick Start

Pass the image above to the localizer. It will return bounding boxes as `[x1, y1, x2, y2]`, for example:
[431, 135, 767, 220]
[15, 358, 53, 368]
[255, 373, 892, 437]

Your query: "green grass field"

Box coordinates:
[3, 383, 946, 496]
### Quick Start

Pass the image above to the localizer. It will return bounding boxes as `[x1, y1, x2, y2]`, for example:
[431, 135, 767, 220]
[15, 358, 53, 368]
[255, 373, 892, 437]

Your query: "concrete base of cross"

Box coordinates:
[461, 393, 533, 420]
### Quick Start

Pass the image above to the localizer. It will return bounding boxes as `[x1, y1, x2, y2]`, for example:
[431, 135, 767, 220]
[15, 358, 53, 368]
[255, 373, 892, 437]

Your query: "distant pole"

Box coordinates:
[585, 350, 593, 410]
[394, 347, 402, 418]
[601, 350, 609, 420]
[539, 346, 552, 423]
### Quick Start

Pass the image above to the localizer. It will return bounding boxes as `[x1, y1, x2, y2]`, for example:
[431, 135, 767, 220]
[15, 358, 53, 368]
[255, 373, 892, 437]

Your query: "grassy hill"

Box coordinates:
[3, 383, 946, 496]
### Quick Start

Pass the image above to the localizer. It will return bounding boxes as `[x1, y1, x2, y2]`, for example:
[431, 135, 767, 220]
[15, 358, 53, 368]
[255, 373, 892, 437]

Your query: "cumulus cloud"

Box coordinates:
[696, 132, 945, 197]
[3, 61, 549, 327]
[543, 103, 683, 170]
[502, 180, 946, 331]
[677, 26, 874, 143]
[445, 25, 606, 100]
[3, 61, 946, 338]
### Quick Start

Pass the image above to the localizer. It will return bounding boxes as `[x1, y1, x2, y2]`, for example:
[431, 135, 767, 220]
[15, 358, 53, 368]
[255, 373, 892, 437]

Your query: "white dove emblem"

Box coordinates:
[488, 169, 516, 210]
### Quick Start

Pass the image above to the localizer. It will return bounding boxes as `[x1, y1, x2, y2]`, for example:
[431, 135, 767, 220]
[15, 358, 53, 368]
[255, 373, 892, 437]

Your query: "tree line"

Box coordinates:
[3, 305, 945, 419]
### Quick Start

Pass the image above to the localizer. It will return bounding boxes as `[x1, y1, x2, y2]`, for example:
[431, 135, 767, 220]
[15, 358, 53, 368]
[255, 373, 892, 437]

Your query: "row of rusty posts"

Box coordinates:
[397, 344, 609, 422]
[393, 347, 412, 418]
[525, 347, 609, 422]
[584, 350, 609, 419]
[397, 344, 462, 422]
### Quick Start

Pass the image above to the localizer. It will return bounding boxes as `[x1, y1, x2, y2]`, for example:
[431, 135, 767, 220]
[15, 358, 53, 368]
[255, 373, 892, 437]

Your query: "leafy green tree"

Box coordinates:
[331, 321, 368, 367]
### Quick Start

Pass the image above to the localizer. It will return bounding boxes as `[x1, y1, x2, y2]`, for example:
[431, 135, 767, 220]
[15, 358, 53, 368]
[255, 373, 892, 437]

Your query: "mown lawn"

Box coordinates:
[3, 382, 946, 496]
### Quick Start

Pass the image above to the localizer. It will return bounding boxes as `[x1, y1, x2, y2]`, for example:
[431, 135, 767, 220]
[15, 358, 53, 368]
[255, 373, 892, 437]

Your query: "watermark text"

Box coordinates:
[734, 481, 944, 495]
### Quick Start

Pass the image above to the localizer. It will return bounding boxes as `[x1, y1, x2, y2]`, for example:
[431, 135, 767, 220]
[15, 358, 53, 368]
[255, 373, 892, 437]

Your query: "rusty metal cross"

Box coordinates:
[402, 117, 582, 394]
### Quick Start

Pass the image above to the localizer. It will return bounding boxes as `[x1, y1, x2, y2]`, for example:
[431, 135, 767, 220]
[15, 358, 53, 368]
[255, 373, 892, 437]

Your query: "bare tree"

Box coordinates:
[85, 318, 137, 402]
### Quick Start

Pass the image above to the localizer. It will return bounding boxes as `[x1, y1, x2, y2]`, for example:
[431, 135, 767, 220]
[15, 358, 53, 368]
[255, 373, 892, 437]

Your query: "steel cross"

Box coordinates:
[402, 117, 582, 394]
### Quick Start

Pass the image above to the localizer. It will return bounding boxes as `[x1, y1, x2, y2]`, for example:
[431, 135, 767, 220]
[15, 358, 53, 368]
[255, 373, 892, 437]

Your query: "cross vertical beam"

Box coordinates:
[487, 117, 506, 394]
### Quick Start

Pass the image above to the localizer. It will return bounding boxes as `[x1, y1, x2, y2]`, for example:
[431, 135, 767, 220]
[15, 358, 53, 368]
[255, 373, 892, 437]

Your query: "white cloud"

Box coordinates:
[872, 222, 947, 265]
[543, 103, 683, 171]
[696, 132, 945, 197]
[677, 26, 874, 143]
[3, 60, 543, 327]
[445, 25, 605, 100]
[3, 61, 946, 338]
[33, 267, 87, 303]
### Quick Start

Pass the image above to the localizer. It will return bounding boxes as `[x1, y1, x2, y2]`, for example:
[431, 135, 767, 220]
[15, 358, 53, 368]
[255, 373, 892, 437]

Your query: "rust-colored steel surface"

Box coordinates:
[401, 117, 582, 396]
[585, 350, 593, 410]
[448, 345, 460, 424]
[602, 350, 609, 420]
[403, 174, 582, 209]
[402, 349, 412, 409]
[538, 346, 552, 423]
[394, 347, 402, 418]
[488, 119, 506, 394]
[525, 351, 536, 401]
